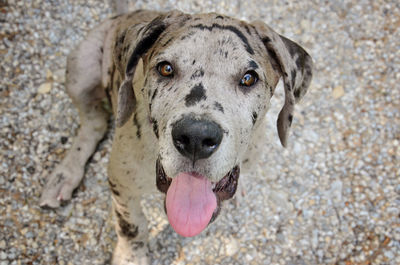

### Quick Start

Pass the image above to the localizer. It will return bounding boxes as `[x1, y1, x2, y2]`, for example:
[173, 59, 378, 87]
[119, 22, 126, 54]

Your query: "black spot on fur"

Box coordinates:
[248, 60, 259, 69]
[108, 179, 120, 196]
[118, 30, 126, 45]
[180, 31, 196, 40]
[190, 69, 205, 79]
[77, 147, 81, 151]
[280, 35, 298, 57]
[262, 37, 283, 75]
[148, 48, 157, 60]
[149, 88, 158, 113]
[178, 16, 191, 27]
[216, 15, 224, 19]
[151, 88, 158, 103]
[185, 83, 207, 106]
[288, 114, 293, 126]
[192, 24, 254, 55]
[290, 69, 297, 91]
[192, 59, 196, 65]
[263, 36, 272, 43]
[252, 111, 258, 125]
[162, 37, 174, 47]
[111, 188, 120, 196]
[100, 46, 103, 53]
[133, 113, 141, 139]
[296, 56, 306, 69]
[294, 88, 301, 99]
[106, 65, 115, 102]
[108, 179, 117, 188]
[55, 173, 64, 185]
[214, 102, 224, 113]
[151, 118, 159, 138]
[116, 210, 139, 238]
[132, 241, 144, 250]
[244, 25, 252, 35]
[305, 66, 312, 76]
[281, 35, 311, 75]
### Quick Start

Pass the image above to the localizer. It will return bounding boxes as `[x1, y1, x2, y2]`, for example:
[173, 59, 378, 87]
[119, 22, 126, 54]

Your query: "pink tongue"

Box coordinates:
[166, 172, 217, 237]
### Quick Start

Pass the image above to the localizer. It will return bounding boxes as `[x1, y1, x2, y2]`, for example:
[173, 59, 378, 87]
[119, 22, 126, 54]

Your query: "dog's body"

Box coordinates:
[40, 9, 312, 265]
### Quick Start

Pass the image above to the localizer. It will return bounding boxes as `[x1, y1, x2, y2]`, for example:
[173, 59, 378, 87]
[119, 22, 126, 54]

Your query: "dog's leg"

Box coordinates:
[108, 122, 156, 265]
[109, 173, 151, 265]
[40, 25, 111, 208]
[112, 199, 150, 265]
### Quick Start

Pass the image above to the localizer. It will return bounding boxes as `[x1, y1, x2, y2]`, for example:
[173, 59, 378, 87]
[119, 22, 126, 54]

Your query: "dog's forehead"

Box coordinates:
[154, 14, 259, 65]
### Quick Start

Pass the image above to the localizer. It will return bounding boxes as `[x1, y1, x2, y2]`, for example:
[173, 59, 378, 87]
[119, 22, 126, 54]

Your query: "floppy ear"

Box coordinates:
[114, 11, 189, 127]
[252, 21, 313, 147]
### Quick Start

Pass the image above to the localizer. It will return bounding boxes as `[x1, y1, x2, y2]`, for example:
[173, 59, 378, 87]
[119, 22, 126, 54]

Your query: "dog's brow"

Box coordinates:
[248, 60, 259, 70]
[191, 23, 254, 55]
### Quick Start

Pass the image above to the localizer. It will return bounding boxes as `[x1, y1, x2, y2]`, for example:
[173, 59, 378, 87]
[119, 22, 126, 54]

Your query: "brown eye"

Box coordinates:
[240, 71, 258, 87]
[157, 62, 174, 77]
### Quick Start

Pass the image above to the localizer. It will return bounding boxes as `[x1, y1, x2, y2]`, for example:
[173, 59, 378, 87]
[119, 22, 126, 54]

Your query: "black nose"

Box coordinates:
[172, 116, 223, 162]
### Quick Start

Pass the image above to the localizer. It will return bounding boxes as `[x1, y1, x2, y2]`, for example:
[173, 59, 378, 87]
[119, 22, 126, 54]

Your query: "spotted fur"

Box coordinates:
[40, 9, 313, 265]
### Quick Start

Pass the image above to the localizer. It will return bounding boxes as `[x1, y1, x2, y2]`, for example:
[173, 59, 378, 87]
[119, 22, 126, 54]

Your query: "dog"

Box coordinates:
[40, 9, 313, 265]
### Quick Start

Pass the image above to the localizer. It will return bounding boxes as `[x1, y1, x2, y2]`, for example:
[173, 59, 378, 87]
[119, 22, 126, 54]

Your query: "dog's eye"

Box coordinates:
[157, 62, 174, 77]
[239, 71, 258, 87]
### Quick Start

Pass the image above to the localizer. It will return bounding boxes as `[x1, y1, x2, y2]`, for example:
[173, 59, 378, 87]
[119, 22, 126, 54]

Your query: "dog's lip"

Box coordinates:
[155, 158, 240, 200]
[156, 158, 240, 229]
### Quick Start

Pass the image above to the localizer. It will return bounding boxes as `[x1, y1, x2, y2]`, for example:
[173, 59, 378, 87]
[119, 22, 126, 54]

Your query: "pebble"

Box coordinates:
[37, 82, 52, 94]
[332, 85, 345, 99]
[225, 238, 240, 256]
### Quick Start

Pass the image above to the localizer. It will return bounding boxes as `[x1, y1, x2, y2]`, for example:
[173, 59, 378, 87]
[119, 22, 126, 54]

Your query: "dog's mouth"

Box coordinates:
[156, 158, 240, 237]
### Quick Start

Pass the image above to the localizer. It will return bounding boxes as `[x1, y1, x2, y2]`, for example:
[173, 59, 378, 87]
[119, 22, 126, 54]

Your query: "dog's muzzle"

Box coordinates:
[156, 158, 240, 237]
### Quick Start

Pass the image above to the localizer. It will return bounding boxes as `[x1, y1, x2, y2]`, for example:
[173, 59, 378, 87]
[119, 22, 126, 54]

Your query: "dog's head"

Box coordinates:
[114, 11, 313, 237]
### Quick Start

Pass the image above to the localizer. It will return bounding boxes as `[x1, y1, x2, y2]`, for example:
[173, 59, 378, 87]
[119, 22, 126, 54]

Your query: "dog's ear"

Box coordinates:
[114, 11, 189, 127]
[252, 21, 313, 147]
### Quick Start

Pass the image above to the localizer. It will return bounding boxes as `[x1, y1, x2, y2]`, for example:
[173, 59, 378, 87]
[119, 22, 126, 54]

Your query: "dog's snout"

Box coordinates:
[172, 117, 223, 162]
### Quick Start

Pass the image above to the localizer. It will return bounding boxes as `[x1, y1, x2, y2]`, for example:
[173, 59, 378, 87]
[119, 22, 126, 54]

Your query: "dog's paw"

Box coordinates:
[40, 166, 84, 208]
[113, 241, 150, 265]
[112, 256, 149, 265]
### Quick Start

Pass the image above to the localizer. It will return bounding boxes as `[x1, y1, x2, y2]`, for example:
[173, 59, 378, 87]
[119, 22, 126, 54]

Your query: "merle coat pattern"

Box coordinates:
[40, 9, 312, 265]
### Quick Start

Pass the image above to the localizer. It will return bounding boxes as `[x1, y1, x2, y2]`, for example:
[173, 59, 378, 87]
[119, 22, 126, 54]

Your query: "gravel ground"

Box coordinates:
[1, 0, 399, 264]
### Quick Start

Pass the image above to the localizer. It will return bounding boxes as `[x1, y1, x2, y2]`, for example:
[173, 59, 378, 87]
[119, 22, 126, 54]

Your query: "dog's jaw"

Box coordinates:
[155, 158, 240, 236]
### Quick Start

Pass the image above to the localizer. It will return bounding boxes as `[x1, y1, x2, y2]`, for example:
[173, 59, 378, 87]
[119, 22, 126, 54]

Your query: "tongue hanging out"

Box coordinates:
[166, 172, 217, 237]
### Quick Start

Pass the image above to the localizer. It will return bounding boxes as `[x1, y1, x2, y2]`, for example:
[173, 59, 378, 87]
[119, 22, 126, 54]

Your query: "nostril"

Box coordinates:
[175, 135, 190, 150]
[202, 138, 217, 149]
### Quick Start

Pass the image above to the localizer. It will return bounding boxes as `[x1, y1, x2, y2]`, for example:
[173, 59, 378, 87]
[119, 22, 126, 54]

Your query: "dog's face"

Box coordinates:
[115, 11, 312, 237]
[147, 16, 280, 183]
